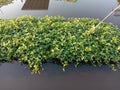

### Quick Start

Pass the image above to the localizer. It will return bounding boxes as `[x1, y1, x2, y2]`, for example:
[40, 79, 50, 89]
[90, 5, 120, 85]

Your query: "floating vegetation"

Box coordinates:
[0, 16, 120, 74]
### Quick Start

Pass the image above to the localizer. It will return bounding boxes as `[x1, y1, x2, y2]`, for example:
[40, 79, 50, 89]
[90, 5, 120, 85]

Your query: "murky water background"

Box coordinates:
[0, 61, 120, 90]
[0, 0, 120, 90]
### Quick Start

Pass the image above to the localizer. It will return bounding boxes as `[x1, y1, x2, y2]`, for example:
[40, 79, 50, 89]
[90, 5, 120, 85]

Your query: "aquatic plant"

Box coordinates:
[0, 16, 120, 73]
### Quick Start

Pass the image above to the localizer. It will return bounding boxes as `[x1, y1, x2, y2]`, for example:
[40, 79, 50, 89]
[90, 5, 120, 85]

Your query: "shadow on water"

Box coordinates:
[22, 0, 50, 10]
[0, 61, 120, 90]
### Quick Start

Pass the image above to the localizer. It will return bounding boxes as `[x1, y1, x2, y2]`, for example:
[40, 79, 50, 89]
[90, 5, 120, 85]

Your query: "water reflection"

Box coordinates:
[21, 0, 24, 2]
[22, 0, 50, 10]
[0, 0, 13, 7]
[117, 0, 120, 4]
[114, 0, 120, 16]
[0, 61, 120, 90]
[0, 0, 119, 27]
[0, 0, 13, 14]
[0, 9, 3, 14]
[21, 0, 77, 10]
[56, 0, 77, 3]
[64, 0, 77, 2]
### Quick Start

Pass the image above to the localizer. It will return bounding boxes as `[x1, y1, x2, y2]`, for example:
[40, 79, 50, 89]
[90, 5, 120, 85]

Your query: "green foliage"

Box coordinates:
[0, 0, 13, 7]
[0, 16, 120, 73]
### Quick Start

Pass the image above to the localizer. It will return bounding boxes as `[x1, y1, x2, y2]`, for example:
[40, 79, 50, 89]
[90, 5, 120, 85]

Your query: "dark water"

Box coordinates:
[0, 0, 120, 27]
[0, 61, 120, 90]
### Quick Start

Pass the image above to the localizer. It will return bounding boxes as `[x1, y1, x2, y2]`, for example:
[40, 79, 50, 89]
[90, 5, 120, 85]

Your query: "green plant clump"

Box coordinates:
[0, 16, 120, 73]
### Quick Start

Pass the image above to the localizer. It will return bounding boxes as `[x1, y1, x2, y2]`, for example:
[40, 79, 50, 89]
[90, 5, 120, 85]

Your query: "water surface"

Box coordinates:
[0, 61, 120, 90]
[0, 0, 120, 27]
